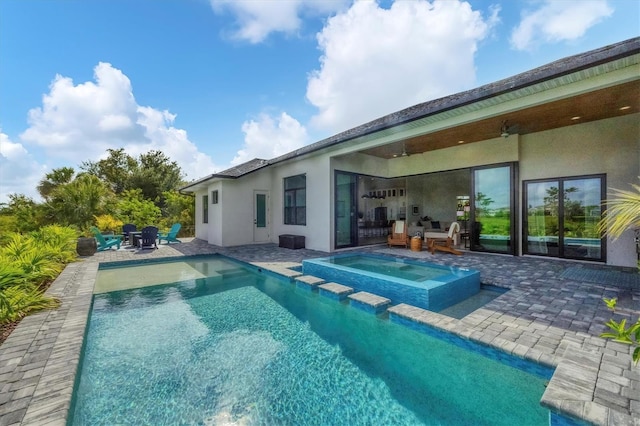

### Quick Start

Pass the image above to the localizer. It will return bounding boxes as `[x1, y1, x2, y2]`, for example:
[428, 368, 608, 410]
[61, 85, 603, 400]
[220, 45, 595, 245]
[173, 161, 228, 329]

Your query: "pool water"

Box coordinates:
[70, 256, 550, 425]
[328, 255, 448, 281]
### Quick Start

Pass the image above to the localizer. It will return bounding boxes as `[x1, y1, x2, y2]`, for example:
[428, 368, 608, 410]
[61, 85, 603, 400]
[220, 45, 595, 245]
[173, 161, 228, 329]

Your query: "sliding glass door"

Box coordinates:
[471, 164, 516, 255]
[335, 171, 358, 248]
[524, 175, 604, 261]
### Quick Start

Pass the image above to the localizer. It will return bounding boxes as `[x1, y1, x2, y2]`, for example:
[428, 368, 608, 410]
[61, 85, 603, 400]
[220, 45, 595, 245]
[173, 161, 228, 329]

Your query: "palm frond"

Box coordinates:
[597, 178, 640, 239]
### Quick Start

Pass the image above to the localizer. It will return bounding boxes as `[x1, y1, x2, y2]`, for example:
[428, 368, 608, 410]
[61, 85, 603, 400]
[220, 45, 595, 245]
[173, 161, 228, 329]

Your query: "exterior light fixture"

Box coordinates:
[571, 116, 581, 121]
[619, 106, 631, 111]
[500, 120, 509, 138]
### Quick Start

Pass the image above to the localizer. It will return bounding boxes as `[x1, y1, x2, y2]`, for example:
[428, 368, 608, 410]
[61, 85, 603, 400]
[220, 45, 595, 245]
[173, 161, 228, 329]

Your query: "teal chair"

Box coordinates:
[90, 226, 122, 251]
[158, 223, 182, 244]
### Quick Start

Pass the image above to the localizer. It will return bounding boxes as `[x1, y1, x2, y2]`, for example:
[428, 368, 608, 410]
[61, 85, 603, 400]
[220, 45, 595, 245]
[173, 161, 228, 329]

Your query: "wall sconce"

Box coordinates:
[500, 120, 510, 138]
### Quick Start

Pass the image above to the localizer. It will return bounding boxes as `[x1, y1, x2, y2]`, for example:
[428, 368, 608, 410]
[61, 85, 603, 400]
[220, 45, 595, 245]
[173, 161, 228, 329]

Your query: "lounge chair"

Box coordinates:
[122, 223, 137, 245]
[426, 221, 462, 255]
[387, 220, 409, 248]
[90, 226, 122, 251]
[138, 226, 158, 250]
[158, 223, 181, 244]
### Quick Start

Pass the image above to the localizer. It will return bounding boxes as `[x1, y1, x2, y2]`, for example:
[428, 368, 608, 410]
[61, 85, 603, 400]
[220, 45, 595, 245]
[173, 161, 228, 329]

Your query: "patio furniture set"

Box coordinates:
[90, 223, 182, 251]
[388, 220, 462, 255]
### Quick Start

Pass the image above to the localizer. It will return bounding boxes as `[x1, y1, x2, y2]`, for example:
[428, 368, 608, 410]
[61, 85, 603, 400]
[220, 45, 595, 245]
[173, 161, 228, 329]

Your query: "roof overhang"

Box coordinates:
[360, 75, 639, 159]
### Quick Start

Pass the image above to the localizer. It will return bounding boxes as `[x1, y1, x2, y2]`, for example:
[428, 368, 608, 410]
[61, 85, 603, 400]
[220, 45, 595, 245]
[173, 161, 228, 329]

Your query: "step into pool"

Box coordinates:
[302, 253, 481, 311]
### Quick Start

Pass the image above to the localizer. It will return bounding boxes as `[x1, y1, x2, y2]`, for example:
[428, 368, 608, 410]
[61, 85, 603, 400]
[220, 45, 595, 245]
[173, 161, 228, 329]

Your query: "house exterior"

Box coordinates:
[182, 37, 640, 268]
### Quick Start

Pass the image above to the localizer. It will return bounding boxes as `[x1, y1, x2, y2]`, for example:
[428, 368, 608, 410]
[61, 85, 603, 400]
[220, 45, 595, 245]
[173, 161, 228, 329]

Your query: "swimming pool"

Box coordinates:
[302, 253, 480, 311]
[69, 255, 551, 425]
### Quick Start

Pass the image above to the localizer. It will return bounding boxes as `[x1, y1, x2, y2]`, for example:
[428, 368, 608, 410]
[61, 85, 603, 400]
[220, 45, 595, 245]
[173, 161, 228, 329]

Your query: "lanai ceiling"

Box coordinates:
[359, 80, 640, 159]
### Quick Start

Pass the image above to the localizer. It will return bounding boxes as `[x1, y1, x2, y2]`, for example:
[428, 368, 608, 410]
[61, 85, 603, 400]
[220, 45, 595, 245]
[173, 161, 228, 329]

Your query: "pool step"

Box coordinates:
[348, 291, 391, 314]
[295, 275, 326, 291]
[318, 282, 353, 301]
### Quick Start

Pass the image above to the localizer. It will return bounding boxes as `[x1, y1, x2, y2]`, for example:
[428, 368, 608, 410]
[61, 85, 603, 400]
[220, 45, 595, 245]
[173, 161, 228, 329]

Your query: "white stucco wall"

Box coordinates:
[195, 155, 332, 251]
[388, 137, 519, 177]
[269, 155, 331, 252]
[194, 191, 208, 242]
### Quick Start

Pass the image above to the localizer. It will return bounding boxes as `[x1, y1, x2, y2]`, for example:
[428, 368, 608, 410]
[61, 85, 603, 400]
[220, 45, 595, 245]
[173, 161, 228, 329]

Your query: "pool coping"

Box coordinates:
[0, 250, 637, 426]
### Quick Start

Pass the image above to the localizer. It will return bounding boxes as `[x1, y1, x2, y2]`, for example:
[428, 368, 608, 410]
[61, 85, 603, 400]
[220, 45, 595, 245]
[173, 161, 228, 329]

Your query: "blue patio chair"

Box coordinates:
[90, 226, 122, 251]
[122, 223, 137, 244]
[138, 226, 158, 250]
[158, 223, 182, 244]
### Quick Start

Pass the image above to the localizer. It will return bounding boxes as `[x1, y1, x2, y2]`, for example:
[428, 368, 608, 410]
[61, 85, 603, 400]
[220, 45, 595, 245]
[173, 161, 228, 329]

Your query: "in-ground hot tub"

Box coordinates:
[302, 253, 480, 311]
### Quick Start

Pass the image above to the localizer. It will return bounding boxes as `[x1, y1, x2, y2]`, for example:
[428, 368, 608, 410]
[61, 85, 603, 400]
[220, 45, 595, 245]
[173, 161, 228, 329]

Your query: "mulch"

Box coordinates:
[0, 320, 19, 346]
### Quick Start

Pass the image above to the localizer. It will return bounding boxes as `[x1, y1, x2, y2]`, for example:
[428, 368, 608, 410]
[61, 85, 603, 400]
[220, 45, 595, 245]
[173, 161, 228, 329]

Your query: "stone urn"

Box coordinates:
[76, 237, 97, 256]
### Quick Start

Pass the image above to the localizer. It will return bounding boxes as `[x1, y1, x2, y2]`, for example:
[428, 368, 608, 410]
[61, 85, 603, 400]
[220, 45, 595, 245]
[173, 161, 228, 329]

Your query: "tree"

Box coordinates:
[117, 189, 161, 229]
[44, 173, 116, 231]
[475, 192, 494, 218]
[37, 167, 75, 201]
[162, 190, 194, 234]
[83, 149, 183, 209]
[0, 194, 44, 234]
[130, 150, 183, 208]
[81, 148, 136, 195]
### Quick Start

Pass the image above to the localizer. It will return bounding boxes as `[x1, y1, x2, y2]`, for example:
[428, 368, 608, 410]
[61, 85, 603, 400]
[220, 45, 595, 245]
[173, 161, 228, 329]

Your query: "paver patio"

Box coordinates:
[0, 239, 638, 425]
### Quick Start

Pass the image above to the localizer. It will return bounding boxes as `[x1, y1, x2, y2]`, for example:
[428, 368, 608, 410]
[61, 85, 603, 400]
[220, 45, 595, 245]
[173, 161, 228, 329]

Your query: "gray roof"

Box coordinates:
[181, 158, 269, 190]
[182, 36, 639, 190]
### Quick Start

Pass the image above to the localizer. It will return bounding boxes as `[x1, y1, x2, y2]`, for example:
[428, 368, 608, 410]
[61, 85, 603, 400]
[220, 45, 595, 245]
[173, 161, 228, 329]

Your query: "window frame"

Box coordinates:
[283, 174, 306, 226]
[202, 194, 208, 223]
[211, 190, 219, 204]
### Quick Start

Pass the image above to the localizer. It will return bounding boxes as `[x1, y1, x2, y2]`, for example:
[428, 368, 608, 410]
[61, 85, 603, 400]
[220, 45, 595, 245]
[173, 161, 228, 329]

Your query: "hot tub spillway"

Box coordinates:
[302, 254, 480, 311]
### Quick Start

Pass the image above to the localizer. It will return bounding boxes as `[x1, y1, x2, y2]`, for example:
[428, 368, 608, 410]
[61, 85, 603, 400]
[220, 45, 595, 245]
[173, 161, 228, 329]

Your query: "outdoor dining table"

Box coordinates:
[128, 231, 142, 247]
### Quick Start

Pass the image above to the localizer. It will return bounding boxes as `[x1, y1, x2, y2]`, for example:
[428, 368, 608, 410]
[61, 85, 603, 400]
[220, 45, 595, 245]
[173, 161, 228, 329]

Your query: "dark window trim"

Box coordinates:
[522, 173, 606, 262]
[202, 195, 209, 224]
[211, 190, 219, 204]
[470, 162, 518, 256]
[284, 174, 306, 226]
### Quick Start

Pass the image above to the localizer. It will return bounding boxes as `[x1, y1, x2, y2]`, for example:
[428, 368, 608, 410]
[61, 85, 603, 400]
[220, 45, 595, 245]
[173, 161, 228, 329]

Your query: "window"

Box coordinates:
[211, 190, 218, 204]
[202, 195, 208, 223]
[284, 174, 306, 225]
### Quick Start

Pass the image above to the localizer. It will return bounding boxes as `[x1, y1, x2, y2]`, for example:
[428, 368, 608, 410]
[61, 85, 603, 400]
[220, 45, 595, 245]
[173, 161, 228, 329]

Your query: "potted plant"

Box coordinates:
[76, 229, 97, 256]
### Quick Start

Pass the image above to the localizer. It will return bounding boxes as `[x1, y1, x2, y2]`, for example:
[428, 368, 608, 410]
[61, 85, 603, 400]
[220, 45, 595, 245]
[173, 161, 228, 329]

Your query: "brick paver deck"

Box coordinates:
[0, 239, 638, 425]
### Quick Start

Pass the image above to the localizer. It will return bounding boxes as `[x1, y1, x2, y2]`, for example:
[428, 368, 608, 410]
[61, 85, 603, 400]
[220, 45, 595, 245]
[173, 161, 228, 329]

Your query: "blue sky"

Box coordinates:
[1, 0, 638, 203]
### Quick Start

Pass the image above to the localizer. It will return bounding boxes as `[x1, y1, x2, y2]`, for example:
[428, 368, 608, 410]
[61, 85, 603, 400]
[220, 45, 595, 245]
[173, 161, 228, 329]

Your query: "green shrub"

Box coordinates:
[0, 225, 76, 325]
[94, 214, 123, 233]
[0, 263, 25, 318]
[0, 284, 60, 323]
[601, 298, 640, 365]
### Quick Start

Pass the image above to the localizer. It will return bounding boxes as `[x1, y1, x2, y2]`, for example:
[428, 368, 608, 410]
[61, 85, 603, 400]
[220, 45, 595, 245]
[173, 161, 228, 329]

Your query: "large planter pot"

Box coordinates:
[76, 237, 97, 256]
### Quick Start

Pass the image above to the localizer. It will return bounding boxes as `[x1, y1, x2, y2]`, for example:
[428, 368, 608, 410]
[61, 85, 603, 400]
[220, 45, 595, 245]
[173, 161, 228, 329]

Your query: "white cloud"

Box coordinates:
[306, 0, 494, 134]
[210, 0, 348, 43]
[0, 131, 46, 203]
[17, 62, 218, 184]
[510, 0, 613, 50]
[231, 112, 308, 165]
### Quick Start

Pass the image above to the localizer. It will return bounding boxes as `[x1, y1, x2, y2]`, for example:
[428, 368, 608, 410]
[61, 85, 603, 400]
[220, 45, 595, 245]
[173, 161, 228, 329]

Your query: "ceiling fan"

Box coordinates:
[393, 142, 410, 158]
